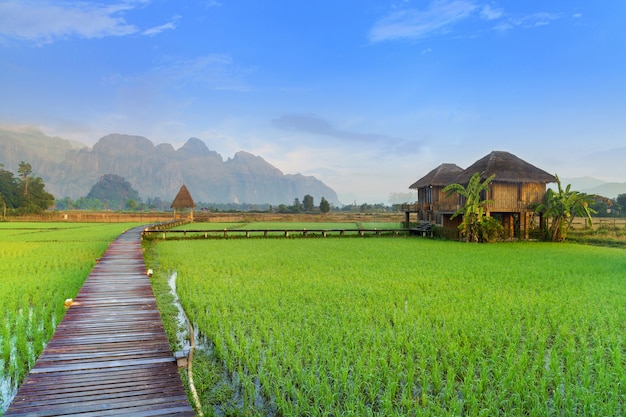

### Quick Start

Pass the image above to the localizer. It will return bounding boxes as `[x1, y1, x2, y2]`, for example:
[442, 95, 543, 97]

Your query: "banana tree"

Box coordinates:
[443, 172, 495, 242]
[535, 175, 596, 242]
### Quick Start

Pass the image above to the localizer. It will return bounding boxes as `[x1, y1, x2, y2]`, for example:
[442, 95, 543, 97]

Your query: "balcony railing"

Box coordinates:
[403, 201, 537, 212]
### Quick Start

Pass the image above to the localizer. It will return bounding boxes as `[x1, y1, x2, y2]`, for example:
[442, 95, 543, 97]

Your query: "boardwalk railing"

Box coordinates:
[143, 228, 411, 239]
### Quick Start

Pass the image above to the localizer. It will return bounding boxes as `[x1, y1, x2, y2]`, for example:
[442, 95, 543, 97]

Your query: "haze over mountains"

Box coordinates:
[0, 126, 341, 206]
[555, 176, 626, 200]
[2, 125, 626, 205]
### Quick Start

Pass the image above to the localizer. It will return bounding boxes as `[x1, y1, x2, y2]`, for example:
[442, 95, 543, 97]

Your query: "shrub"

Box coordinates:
[479, 216, 504, 242]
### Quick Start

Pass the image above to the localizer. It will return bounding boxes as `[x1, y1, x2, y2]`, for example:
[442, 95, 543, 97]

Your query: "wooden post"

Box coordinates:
[523, 212, 529, 240]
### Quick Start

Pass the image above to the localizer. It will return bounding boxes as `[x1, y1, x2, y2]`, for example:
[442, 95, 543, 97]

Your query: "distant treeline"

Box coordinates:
[54, 196, 404, 214]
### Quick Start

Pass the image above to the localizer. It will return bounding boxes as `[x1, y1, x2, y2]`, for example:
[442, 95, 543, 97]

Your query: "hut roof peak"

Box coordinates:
[171, 184, 196, 208]
[409, 163, 464, 189]
[453, 151, 556, 184]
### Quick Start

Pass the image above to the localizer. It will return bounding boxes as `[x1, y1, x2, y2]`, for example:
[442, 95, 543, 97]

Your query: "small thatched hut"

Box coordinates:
[408, 163, 464, 228]
[171, 184, 196, 220]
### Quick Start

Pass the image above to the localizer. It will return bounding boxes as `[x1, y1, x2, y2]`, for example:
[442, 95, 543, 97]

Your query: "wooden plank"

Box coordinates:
[4, 226, 194, 416]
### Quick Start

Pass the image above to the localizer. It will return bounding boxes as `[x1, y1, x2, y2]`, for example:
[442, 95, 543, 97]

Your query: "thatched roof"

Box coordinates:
[409, 163, 464, 189]
[171, 184, 196, 208]
[452, 151, 557, 184]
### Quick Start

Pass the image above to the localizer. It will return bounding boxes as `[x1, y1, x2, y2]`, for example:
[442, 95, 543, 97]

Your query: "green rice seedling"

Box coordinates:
[146, 238, 626, 417]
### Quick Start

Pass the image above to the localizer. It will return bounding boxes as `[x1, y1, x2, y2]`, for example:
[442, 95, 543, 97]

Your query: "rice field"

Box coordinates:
[147, 238, 626, 416]
[0, 222, 140, 412]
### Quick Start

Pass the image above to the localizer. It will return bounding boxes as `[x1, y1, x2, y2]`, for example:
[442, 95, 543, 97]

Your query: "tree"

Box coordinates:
[443, 172, 496, 242]
[17, 176, 54, 214]
[0, 165, 18, 214]
[292, 198, 302, 213]
[17, 161, 32, 196]
[535, 175, 596, 242]
[0, 162, 54, 214]
[615, 193, 626, 216]
[319, 197, 330, 214]
[303, 194, 314, 212]
[125, 199, 139, 210]
[74, 197, 105, 210]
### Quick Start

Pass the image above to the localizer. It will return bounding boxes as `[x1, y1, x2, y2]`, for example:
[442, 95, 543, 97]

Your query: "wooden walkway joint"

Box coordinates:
[5, 227, 194, 417]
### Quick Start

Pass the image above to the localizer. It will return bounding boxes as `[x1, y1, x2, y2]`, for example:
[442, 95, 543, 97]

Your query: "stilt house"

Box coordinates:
[171, 184, 196, 220]
[407, 151, 556, 239]
[407, 163, 464, 229]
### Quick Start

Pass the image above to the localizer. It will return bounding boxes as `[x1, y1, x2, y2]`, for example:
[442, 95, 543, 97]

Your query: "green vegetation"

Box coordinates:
[86, 173, 140, 210]
[443, 172, 496, 242]
[537, 175, 597, 242]
[0, 222, 139, 411]
[0, 162, 54, 216]
[146, 238, 626, 416]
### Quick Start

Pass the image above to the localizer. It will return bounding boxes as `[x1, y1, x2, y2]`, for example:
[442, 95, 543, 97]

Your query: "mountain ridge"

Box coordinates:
[559, 177, 626, 199]
[0, 128, 341, 206]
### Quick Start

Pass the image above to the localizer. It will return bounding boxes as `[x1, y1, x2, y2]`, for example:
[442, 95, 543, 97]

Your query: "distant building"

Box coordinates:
[171, 184, 196, 220]
[407, 151, 557, 239]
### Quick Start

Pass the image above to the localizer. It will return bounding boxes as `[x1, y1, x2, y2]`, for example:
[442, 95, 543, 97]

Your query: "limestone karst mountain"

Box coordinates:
[0, 128, 341, 205]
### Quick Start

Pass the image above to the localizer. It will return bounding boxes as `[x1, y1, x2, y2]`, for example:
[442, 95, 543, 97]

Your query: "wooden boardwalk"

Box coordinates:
[5, 227, 195, 416]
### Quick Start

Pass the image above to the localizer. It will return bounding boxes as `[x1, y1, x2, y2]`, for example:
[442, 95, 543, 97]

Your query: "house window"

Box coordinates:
[425, 187, 433, 204]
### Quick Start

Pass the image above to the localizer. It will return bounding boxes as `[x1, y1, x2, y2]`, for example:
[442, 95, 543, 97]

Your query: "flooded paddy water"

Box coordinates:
[168, 271, 277, 417]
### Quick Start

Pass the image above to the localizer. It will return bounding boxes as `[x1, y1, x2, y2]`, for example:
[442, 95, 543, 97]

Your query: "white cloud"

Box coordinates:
[479, 4, 503, 20]
[494, 12, 560, 31]
[0, 1, 141, 43]
[369, 0, 478, 42]
[369, 1, 562, 42]
[143, 15, 180, 36]
[0, 0, 175, 44]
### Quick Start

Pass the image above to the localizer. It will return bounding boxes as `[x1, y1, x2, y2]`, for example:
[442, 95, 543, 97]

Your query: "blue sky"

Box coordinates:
[1, 1, 625, 203]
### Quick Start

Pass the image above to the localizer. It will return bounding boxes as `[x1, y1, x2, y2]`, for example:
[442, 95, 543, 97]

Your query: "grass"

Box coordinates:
[145, 237, 626, 416]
